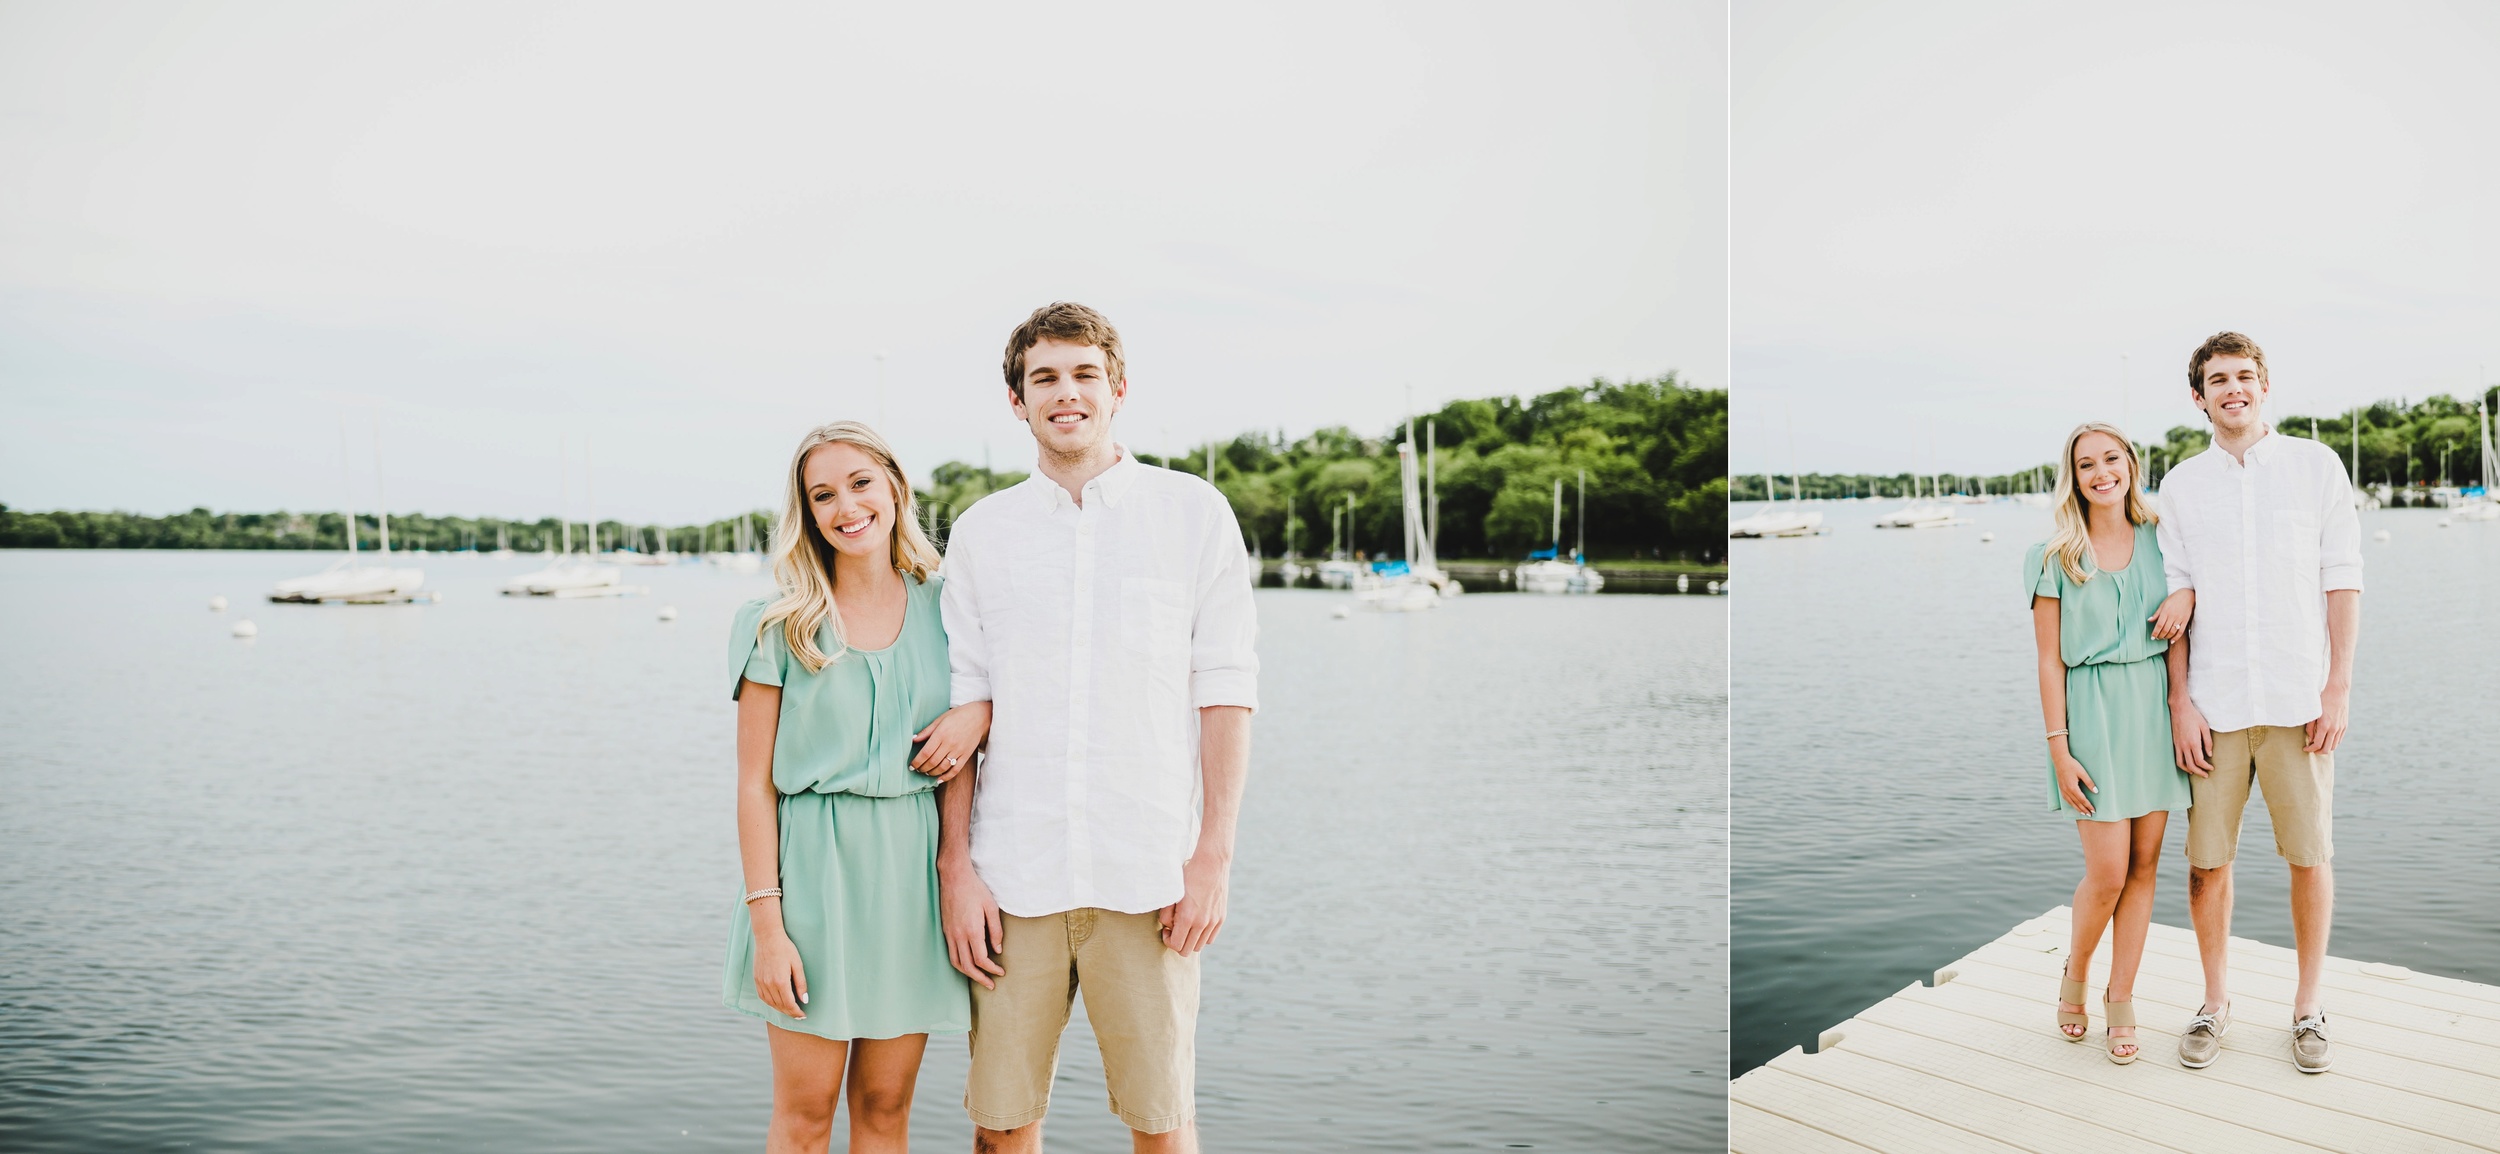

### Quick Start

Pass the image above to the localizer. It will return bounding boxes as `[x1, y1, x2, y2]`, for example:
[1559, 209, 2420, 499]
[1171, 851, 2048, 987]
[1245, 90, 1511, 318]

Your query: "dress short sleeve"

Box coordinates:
[2023, 542, 2063, 601]
[728, 599, 786, 698]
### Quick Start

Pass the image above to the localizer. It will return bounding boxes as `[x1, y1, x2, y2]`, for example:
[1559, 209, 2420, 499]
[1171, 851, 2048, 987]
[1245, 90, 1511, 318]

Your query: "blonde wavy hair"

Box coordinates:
[758, 421, 941, 673]
[2043, 421, 2159, 584]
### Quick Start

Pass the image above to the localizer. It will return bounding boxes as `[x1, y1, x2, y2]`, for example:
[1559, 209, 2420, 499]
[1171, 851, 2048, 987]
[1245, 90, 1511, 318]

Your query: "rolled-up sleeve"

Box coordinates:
[1188, 493, 1260, 712]
[939, 533, 993, 706]
[2155, 487, 2194, 593]
[2318, 462, 2364, 593]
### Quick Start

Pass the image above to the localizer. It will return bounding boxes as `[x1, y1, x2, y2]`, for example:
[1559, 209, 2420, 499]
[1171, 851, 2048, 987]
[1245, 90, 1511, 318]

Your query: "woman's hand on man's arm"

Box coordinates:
[2149, 587, 2195, 641]
[911, 700, 992, 784]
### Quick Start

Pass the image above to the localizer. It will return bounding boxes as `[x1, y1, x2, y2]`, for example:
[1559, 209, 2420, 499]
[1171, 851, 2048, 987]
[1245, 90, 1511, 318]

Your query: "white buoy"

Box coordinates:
[2439, 519, 2452, 528]
[657, 606, 679, 621]
[231, 619, 258, 638]
[1677, 573, 1690, 593]
[1980, 531, 1995, 543]
[1331, 605, 1352, 619]
[2372, 529, 2391, 542]
[208, 595, 228, 612]
[1707, 580, 1722, 594]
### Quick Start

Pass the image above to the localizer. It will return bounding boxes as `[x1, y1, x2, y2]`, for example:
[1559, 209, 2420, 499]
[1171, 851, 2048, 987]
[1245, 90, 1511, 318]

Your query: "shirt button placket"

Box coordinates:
[2240, 460, 2259, 725]
[1066, 497, 1096, 910]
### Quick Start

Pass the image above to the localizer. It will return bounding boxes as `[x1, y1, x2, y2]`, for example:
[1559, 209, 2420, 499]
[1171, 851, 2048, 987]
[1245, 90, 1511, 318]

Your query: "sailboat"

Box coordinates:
[1353, 423, 1442, 611]
[270, 417, 429, 603]
[2458, 396, 2498, 521]
[1873, 473, 1965, 528]
[1518, 471, 1606, 592]
[1729, 473, 1826, 538]
[1360, 417, 1460, 611]
[706, 513, 766, 574]
[503, 436, 627, 596]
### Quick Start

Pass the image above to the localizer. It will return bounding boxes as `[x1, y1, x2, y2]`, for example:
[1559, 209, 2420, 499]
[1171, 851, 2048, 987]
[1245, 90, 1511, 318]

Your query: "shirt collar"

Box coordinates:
[1036, 445, 1144, 511]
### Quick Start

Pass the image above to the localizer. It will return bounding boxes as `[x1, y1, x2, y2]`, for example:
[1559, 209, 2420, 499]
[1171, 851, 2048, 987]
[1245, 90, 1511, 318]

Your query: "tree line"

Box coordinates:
[1732, 387, 2495, 501]
[920, 375, 1725, 563]
[6, 376, 1726, 561]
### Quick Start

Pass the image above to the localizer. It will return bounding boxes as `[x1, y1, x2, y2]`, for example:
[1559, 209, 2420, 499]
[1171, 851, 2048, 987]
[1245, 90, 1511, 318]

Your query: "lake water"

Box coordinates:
[0, 551, 1725, 1152]
[1731, 499, 2500, 1074]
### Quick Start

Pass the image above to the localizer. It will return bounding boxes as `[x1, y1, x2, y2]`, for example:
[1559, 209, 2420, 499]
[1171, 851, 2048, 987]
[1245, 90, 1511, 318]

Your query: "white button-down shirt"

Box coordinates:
[2155, 431, 2363, 733]
[939, 448, 1259, 918]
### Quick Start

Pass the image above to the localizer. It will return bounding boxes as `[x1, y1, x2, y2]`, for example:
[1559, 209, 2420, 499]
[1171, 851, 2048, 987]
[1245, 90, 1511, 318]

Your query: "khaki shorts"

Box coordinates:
[966, 908, 1197, 1135]
[2187, 725, 2334, 868]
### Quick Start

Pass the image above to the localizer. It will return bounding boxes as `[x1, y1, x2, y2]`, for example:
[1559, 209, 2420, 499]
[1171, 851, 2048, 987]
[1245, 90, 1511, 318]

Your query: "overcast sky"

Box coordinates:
[1734, 0, 2500, 476]
[0, 1, 1726, 521]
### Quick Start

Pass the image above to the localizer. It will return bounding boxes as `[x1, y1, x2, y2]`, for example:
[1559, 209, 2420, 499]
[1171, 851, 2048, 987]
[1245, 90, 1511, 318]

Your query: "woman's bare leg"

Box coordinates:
[766, 1025, 850, 1154]
[2100, 811, 2168, 1058]
[843, 1034, 928, 1154]
[2063, 820, 2133, 1037]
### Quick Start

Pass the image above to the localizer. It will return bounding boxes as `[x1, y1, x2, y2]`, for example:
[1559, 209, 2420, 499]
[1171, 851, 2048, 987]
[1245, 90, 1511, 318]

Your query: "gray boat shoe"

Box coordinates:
[2292, 1013, 2332, 1074]
[2178, 1003, 2229, 1069]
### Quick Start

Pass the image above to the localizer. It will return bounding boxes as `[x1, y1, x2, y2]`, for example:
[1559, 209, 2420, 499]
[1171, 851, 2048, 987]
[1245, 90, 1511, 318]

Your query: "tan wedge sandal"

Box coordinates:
[2056, 972, 2090, 1041]
[2103, 997, 2140, 1064]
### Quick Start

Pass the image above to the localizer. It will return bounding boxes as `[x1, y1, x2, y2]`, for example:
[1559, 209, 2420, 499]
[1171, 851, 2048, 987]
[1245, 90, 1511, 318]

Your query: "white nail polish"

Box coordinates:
[800, 992, 809, 1004]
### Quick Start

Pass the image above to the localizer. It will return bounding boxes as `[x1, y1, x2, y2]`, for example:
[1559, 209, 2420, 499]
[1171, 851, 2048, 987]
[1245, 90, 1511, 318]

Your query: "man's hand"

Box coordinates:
[2149, 588, 2195, 641]
[2172, 696, 2214, 777]
[940, 862, 1006, 989]
[2306, 685, 2351, 754]
[1159, 853, 1230, 958]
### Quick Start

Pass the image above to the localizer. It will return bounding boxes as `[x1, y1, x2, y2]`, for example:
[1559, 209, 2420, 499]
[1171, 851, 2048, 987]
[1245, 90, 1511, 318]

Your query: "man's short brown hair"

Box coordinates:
[1003, 302, 1124, 402]
[2188, 331, 2268, 396]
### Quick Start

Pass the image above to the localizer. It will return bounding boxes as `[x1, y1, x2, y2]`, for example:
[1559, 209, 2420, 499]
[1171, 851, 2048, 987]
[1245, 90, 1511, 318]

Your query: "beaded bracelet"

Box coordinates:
[743, 887, 783, 904]
[2044, 729, 2069, 741]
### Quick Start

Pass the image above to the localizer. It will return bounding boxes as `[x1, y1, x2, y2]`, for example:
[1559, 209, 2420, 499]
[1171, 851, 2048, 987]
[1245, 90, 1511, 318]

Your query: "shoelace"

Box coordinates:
[2293, 1014, 2328, 1040]
[2185, 1013, 2222, 1036]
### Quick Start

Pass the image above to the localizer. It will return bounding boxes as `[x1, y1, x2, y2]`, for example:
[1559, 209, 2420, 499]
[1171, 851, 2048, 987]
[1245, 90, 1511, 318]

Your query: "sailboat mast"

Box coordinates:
[586, 437, 596, 555]
[1425, 420, 1438, 553]
[560, 436, 571, 555]
[339, 415, 359, 557]
[1550, 477, 1562, 555]
[372, 414, 391, 557]
[1576, 468, 1586, 563]
[1397, 441, 1415, 564]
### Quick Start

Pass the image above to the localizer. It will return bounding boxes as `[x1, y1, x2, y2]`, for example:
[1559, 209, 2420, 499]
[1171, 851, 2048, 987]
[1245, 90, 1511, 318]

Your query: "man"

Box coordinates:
[2155, 331, 2362, 1075]
[935, 301, 1257, 1152]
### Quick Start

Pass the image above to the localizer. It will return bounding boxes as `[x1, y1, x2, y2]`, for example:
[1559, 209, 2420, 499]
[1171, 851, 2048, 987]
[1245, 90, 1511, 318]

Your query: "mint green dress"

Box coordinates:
[722, 576, 970, 1039]
[2024, 523, 2191, 822]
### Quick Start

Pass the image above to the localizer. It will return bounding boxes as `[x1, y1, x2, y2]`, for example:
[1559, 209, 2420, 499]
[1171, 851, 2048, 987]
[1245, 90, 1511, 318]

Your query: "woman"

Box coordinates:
[724, 421, 989, 1152]
[2025, 422, 2193, 1065]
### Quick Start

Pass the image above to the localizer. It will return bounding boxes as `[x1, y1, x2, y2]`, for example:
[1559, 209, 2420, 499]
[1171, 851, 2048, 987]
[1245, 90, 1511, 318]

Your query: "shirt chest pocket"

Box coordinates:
[1120, 577, 1191, 658]
[2270, 509, 2321, 585]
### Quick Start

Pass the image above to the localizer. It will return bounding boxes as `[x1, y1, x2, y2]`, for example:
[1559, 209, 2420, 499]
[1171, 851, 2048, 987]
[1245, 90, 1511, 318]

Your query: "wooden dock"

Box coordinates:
[1732, 906, 2500, 1152]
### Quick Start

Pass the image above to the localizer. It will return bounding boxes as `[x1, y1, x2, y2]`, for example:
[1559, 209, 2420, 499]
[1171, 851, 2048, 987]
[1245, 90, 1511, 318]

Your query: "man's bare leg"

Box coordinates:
[2288, 861, 2333, 1018]
[1133, 1121, 1198, 1154]
[2187, 863, 2233, 1013]
[976, 1123, 1041, 1153]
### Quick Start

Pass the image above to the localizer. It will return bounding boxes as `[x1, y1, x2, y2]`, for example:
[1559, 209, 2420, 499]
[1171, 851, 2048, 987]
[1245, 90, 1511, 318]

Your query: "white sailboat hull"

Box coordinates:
[1515, 559, 1605, 593]
[1354, 575, 1439, 612]
[501, 562, 624, 596]
[1873, 503, 1968, 529]
[269, 562, 427, 603]
[1730, 509, 1826, 538]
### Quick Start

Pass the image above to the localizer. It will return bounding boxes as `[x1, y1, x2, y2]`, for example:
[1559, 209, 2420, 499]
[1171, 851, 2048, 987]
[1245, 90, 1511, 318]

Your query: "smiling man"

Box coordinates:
[2154, 331, 2363, 1075]
[933, 302, 1258, 1153]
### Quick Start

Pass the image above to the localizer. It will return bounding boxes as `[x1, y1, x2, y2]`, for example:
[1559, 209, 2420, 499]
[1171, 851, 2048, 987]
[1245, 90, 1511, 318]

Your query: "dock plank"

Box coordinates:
[1733, 1064, 2037, 1153]
[1735, 908, 2500, 1152]
[1733, 1100, 1883, 1154]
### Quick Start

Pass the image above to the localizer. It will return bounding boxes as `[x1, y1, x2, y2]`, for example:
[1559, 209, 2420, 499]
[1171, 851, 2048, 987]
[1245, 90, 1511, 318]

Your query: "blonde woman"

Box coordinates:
[2025, 422, 2195, 1064]
[724, 421, 987, 1153]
